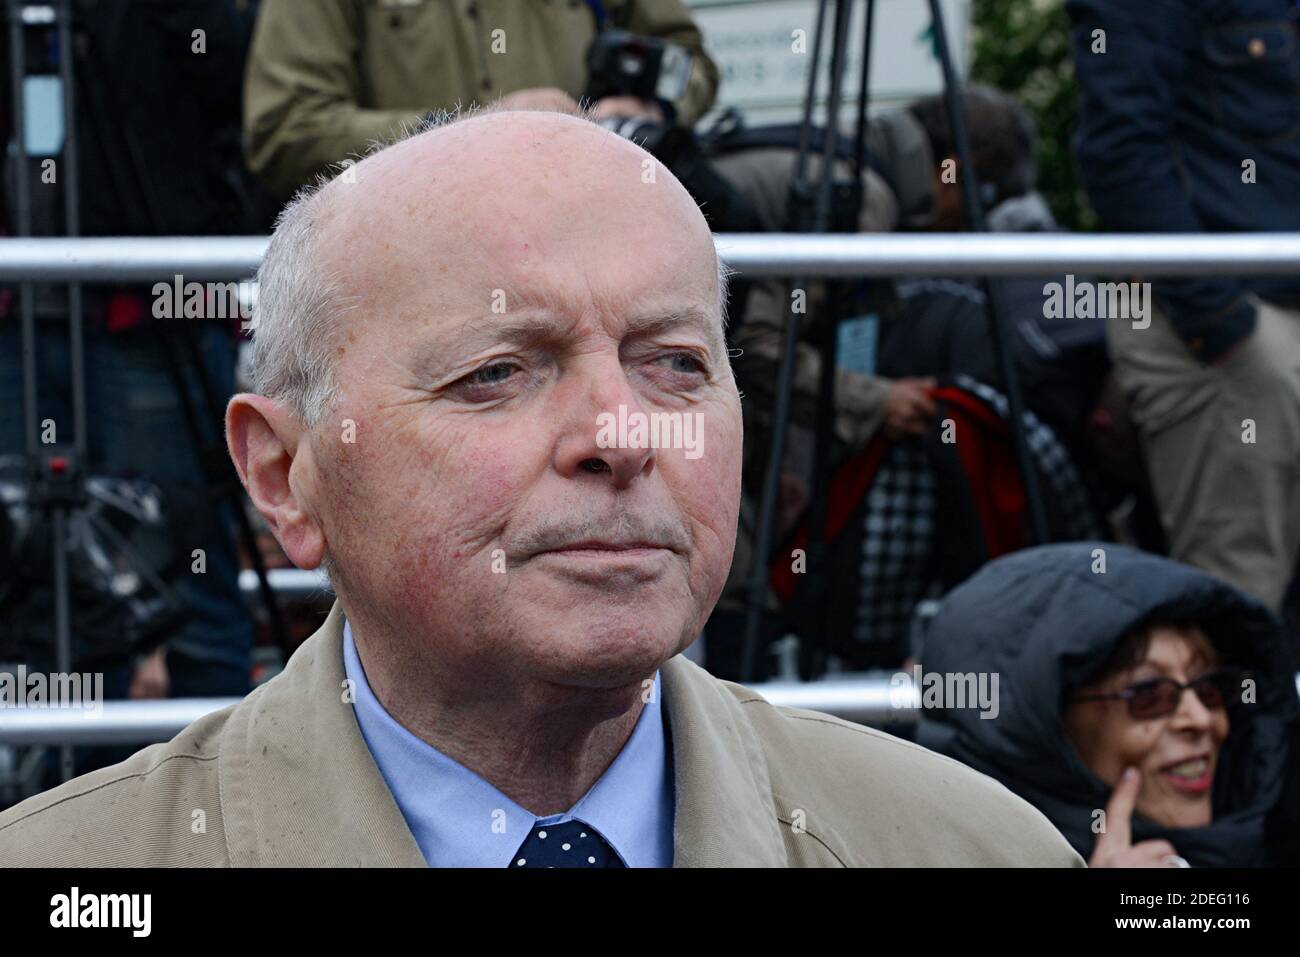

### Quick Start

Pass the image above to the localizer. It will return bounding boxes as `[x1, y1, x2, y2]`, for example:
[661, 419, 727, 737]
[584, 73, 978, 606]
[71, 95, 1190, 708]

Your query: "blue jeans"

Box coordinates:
[0, 318, 253, 692]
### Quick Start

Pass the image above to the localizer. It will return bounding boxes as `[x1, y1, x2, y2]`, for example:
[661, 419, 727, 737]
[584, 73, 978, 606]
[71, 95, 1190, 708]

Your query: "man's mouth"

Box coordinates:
[530, 540, 675, 585]
[1158, 754, 1213, 794]
[537, 542, 674, 565]
[545, 540, 669, 555]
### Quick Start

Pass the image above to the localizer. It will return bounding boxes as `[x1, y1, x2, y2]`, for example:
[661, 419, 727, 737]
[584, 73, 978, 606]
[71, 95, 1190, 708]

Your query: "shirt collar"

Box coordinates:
[343, 619, 674, 867]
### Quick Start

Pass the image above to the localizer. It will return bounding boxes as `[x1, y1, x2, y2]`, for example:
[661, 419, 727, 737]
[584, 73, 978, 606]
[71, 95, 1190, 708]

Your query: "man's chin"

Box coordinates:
[523, 614, 696, 688]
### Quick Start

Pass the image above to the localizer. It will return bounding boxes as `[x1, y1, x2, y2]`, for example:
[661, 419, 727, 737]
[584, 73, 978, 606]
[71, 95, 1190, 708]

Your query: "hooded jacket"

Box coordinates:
[916, 542, 1298, 866]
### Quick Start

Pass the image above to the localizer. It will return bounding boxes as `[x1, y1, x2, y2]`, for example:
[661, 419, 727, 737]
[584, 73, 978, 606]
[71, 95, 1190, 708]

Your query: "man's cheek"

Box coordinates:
[395, 418, 528, 511]
[686, 450, 742, 533]
[383, 523, 496, 624]
[390, 500, 505, 584]
[410, 473, 530, 578]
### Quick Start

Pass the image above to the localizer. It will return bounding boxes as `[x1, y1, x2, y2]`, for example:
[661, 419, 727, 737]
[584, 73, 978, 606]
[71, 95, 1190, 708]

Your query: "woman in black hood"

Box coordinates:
[915, 542, 1297, 867]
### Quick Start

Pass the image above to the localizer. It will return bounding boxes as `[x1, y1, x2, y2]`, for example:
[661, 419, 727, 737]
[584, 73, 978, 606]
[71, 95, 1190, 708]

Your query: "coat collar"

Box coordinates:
[218, 600, 789, 867]
[660, 654, 789, 865]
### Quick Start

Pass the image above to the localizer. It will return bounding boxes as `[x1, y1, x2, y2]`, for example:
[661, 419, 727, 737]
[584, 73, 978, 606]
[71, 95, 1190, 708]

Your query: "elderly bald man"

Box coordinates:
[0, 108, 1082, 867]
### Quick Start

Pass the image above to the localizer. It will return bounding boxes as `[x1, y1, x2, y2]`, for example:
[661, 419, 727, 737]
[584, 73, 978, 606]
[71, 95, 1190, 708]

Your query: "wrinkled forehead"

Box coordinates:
[316, 115, 721, 338]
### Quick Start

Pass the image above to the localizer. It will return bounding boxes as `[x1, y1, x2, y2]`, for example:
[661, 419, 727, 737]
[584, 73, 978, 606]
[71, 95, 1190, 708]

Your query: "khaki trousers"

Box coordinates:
[1109, 298, 1300, 611]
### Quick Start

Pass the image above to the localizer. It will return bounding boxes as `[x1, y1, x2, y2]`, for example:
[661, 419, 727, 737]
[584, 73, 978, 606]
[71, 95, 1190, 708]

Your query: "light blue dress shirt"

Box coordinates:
[342, 620, 675, 867]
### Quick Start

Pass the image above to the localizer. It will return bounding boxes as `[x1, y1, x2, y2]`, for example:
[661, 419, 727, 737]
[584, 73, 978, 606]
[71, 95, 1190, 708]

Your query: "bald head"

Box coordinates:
[249, 108, 730, 428]
[319, 110, 712, 281]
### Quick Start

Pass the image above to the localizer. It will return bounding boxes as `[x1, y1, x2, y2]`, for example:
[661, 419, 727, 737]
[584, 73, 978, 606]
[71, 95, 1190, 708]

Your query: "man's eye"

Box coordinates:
[467, 362, 519, 386]
[449, 361, 522, 400]
[661, 352, 707, 376]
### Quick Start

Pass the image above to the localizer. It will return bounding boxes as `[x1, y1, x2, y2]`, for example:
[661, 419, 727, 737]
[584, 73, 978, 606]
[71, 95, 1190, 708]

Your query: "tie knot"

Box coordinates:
[510, 819, 625, 868]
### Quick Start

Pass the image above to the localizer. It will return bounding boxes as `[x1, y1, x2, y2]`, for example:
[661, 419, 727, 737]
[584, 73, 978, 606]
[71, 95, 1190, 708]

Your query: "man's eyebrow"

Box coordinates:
[621, 307, 719, 340]
[408, 306, 720, 374]
[406, 312, 571, 375]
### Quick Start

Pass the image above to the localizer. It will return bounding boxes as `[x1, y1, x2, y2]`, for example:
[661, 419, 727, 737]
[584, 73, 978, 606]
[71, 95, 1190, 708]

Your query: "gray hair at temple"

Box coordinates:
[246, 107, 736, 431]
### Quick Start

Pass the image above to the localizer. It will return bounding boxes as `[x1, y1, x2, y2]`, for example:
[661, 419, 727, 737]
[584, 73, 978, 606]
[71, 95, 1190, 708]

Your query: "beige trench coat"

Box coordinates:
[0, 601, 1083, 867]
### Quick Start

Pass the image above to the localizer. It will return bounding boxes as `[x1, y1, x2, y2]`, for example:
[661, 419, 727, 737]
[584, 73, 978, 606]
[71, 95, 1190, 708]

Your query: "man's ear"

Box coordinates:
[225, 393, 326, 570]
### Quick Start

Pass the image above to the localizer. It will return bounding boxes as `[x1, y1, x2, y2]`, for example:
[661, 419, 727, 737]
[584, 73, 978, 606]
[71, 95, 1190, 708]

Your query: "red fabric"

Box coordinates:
[767, 385, 1031, 605]
[105, 289, 146, 333]
[769, 433, 891, 603]
[931, 386, 1027, 559]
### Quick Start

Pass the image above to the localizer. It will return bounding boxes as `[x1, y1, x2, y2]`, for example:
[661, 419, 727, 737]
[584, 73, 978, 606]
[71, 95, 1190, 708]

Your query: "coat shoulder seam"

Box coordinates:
[0, 751, 219, 836]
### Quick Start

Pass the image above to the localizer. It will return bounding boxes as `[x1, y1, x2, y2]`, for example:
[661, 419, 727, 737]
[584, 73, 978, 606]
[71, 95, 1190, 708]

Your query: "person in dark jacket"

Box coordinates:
[1065, 0, 1300, 613]
[0, 1, 265, 720]
[875, 86, 1121, 499]
[916, 542, 1298, 866]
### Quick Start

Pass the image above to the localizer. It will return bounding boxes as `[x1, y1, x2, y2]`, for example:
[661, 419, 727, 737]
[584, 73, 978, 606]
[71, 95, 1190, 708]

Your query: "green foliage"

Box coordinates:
[969, 0, 1096, 231]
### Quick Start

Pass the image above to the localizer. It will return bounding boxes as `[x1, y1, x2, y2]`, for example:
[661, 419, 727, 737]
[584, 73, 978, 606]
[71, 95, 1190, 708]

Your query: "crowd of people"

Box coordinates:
[0, 0, 1296, 868]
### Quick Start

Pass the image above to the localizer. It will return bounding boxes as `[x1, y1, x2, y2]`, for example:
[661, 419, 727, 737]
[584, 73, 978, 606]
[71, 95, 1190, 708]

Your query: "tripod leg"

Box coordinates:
[926, 0, 1049, 544]
[740, 0, 837, 681]
[10, 0, 80, 781]
[800, 300, 841, 680]
[743, 0, 863, 681]
[798, 0, 858, 680]
[807, 0, 878, 679]
[741, 284, 808, 682]
[55, 0, 83, 781]
[158, 327, 295, 664]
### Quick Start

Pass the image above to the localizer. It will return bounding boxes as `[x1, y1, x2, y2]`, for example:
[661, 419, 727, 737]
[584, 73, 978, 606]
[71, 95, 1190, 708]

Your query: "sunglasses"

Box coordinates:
[1072, 669, 1248, 721]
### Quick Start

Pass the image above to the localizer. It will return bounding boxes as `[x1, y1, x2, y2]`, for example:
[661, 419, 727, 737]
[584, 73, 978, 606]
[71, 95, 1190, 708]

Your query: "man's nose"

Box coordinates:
[553, 358, 655, 488]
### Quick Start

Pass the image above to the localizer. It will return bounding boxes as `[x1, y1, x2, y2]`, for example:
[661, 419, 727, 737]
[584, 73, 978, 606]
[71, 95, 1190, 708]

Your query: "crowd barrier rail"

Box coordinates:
[5, 675, 1300, 745]
[1, 232, 1299, 281]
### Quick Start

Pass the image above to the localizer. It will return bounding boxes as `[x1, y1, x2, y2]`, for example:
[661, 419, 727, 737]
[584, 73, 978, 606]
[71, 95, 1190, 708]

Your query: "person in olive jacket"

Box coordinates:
[244, 0, 720, 198]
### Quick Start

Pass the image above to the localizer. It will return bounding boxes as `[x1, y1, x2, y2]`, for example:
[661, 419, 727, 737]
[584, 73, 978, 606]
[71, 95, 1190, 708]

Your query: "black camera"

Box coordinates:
[583, 29, 694, 119]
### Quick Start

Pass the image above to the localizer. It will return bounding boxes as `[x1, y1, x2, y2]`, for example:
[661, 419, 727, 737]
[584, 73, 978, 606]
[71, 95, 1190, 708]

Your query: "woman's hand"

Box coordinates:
[1088, 767, 1187, 867]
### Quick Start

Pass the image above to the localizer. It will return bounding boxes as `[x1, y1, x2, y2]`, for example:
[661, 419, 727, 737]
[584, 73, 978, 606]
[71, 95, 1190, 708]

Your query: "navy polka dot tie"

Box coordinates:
[510, 819, 625, 868]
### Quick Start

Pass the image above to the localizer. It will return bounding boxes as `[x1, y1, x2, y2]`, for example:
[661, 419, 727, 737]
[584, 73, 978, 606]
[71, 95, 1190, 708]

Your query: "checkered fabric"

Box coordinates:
[844, 377, 1099, 662]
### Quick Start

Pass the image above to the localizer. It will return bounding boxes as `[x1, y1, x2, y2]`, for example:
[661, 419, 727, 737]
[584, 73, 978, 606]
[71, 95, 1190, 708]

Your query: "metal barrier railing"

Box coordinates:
[0, 679, 919, 744]
[4, 674, 1299, 745]
[3, 232, 1300, 280]
[0, 698, 247, 746]
[238, 568, 333, 602]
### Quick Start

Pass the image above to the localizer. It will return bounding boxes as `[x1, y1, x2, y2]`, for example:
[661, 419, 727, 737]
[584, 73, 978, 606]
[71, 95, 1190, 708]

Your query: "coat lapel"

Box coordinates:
[218, 600, 427, 867]
[662, 655, 789, 866]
